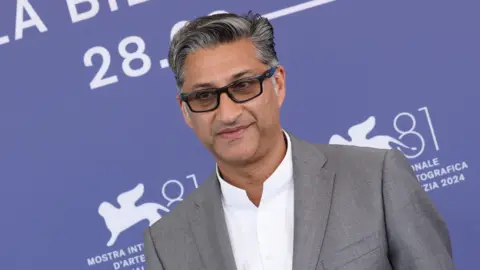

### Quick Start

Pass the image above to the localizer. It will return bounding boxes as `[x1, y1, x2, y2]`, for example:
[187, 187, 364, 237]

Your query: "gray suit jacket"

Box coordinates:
[144, 133, 454, 270]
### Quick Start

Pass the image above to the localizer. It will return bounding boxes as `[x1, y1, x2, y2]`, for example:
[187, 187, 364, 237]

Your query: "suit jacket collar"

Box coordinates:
[188, 131, 335, 270]
[290, 132, 335, 270]
[188, 170, 237, 270]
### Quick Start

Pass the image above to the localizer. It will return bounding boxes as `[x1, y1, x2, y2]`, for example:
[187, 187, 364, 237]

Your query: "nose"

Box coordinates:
[216, 92, 242, 124]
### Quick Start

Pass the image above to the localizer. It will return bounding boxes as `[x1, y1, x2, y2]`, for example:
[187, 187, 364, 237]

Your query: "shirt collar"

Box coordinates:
[216, 130, 294, 208]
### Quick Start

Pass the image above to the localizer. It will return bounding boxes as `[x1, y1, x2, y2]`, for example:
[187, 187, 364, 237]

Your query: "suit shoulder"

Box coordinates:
[310, 144, 390, 204]
[315, 143, 388, 165]
[147, 177, 211, 236]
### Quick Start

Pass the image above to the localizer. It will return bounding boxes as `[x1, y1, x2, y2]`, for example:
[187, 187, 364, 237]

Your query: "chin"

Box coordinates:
[215, 144, 257, 164]
[212, 129, 261, 163]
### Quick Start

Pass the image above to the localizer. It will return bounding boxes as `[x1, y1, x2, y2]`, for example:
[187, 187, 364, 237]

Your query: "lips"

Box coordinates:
[219, 125, 248, 134]
[217, 125, 251, 139]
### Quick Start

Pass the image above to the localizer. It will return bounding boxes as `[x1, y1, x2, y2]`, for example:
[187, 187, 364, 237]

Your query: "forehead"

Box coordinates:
[182, 39, 265, 89]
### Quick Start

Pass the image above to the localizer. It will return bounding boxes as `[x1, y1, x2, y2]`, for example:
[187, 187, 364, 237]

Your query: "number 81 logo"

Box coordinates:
[393, 107, 440, 159]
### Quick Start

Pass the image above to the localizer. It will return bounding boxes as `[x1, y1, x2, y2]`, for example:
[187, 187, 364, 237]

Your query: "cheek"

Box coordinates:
[248, 91, 279, 124]
[261, 90, 279, 112]
[191, 115, 214, 137]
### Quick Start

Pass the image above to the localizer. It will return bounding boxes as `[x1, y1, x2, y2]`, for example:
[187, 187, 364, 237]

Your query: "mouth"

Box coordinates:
[217, 124, 252, 140]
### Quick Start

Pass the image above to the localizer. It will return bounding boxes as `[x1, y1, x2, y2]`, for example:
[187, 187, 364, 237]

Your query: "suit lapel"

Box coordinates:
[289, 134, 336, 270]
[188, 171, 237, 270]
[187, 132, 334, 270]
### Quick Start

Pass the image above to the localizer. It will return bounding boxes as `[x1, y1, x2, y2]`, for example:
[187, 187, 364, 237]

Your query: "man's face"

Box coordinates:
[180, 39, 286, 165]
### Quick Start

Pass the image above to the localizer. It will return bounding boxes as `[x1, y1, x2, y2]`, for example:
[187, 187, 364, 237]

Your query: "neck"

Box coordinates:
[217, 129, 287, 205]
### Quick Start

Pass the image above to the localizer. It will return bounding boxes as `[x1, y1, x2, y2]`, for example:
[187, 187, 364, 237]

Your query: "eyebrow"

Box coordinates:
[191, 70, 256, 90]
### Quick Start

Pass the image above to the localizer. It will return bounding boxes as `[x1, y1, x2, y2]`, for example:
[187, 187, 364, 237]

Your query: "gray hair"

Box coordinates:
[168, 11, 279, 91]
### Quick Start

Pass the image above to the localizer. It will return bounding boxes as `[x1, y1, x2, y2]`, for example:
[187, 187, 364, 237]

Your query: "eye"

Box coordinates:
[194, 90, 215, 100]
[232, 80, 253, 90]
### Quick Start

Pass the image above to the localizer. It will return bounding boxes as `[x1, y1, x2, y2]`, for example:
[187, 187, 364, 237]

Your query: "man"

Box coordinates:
[144, 11, 455, 270]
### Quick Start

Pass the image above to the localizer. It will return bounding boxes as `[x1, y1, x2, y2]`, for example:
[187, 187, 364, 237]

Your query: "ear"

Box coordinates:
[273, 65, 286, 108]
[177, 95, 193, 128]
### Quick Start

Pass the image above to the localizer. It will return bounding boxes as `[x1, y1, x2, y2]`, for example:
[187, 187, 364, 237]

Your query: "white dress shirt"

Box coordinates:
[217, 131, 294, 270]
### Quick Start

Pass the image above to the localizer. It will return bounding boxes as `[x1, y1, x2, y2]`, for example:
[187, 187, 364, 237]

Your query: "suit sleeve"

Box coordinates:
[382, 148, 455, 269]
[144, 227, 165, 270]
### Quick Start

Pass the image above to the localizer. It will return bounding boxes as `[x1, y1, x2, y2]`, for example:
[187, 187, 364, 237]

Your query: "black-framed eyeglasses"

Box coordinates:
[179, 67, 277, 113]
